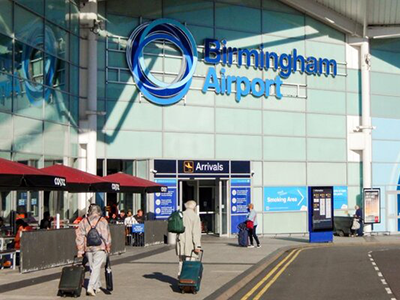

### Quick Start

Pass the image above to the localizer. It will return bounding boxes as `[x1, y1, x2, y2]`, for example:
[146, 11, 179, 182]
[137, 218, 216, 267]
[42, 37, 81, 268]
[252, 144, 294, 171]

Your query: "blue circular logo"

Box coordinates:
[20, 21, 57, 106]
[126, 19, 198, 106]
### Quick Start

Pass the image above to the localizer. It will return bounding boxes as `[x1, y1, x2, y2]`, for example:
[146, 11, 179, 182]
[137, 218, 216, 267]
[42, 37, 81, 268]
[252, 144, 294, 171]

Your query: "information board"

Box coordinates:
[263, 187, 307, 212]
[363, 188, 381, 224]
[309, 187, 334, 232]
[333, 186, 348, 209]
[131, 223, 145, 233]
[154, 179, 177, 220]
[231, 179, 251, 234]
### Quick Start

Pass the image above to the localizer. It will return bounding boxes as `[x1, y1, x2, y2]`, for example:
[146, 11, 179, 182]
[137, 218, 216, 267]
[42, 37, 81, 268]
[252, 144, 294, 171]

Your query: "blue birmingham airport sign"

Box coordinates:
[126, 19, 338, 106]
[264, 187, 308, 212]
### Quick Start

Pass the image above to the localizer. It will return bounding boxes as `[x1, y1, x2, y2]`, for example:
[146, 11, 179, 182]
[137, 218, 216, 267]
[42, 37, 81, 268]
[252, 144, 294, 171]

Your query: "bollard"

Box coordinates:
[167, 232, 176, 245]
[56, 214, 60, 229]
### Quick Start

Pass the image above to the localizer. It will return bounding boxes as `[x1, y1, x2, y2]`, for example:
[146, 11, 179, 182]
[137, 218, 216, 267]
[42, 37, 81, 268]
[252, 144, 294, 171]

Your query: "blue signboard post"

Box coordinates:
[154, 179, 177, 220]
[308, 186, 334, 243]
[333, 186, 348, 210]
[263, 187, 308, 212]
[231, 179, 251, 234]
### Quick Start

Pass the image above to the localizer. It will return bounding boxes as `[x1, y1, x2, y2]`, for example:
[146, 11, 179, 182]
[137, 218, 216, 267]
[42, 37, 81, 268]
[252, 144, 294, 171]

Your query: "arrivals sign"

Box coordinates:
[263, 187, 307, 212]
[126, 19, 337, 106]
[178, 160, 229, 175]
[363, 188, 381, 224]
[154, 179, 177, 219]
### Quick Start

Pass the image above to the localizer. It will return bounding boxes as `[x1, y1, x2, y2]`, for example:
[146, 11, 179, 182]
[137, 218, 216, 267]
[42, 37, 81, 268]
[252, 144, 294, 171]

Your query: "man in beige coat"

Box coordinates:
[176, 200, 202, 277]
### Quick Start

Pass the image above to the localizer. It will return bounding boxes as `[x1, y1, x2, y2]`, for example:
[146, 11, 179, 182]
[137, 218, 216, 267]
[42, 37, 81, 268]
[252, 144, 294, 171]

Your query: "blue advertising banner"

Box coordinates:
[231, 179, 251, 234]
[131, 223, 145, 233]
[154, 179, 177, 219]
[333, 186, 348, 210]
[263, 187, 307, 212]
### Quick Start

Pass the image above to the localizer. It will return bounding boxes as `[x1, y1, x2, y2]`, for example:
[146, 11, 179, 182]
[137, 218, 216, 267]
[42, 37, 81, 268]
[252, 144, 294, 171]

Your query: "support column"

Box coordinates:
[87, 27, 98, 178]
[78, 0, 98, 210]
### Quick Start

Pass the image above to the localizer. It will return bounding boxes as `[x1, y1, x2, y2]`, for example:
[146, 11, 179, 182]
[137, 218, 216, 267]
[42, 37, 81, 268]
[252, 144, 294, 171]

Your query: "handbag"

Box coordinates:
[246, 220, 254, 229]
[105, 255, 113, 291]
[351, 219, 360, 230]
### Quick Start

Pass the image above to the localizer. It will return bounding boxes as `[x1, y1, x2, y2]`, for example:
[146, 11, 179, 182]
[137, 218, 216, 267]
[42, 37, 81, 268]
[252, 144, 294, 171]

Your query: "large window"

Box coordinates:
[0, 0, 80, 222]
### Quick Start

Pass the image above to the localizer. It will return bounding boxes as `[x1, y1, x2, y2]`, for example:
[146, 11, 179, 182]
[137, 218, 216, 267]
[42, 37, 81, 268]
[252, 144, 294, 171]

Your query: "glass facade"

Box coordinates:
[0, 0, 399, 234]
[0, 0, 80, 221]
[96, 0, 364, 234]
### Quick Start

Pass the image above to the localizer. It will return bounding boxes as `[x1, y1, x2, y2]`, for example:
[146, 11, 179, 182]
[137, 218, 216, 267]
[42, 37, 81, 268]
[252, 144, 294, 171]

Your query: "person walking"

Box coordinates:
[247, 203, 260, 248]
[76, 204, 111, 296]
[176, 200, 202, 278]
[354, 205, 364, 237]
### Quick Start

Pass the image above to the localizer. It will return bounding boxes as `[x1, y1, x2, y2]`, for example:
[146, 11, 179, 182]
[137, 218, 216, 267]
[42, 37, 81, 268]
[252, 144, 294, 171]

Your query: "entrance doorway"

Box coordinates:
[179, 179, 229, 236]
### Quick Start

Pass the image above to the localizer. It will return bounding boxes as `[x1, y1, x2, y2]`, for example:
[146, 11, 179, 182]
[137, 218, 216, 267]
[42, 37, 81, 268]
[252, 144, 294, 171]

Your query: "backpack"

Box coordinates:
[168, 211, 185, 234]
[86, 217, 103, 247]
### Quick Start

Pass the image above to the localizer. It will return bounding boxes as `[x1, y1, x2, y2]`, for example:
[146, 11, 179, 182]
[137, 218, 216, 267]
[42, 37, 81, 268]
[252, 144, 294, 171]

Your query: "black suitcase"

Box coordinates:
[178, 250, 203, 294]
[58, 263, 85, 298]
[238, 222, 249, 247]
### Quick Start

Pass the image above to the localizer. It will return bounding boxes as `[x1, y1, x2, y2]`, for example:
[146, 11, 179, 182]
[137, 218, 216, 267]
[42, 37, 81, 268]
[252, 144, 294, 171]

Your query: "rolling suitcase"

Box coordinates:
[238, 222, 249, 247]
[178, 250, 204, 294]
[58, 258, 85, 298]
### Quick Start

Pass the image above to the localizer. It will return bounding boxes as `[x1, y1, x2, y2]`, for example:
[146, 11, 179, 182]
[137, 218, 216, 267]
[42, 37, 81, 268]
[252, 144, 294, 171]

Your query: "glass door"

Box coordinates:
[219, 179, 229, 236]
[386, 192, 400, 232]
[199, 185, 215, 234]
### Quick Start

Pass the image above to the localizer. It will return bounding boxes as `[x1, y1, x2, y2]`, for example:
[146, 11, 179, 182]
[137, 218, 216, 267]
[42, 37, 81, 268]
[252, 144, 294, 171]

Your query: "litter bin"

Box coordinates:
[168, 232, 176, 245]
[334, 216, 353, 237]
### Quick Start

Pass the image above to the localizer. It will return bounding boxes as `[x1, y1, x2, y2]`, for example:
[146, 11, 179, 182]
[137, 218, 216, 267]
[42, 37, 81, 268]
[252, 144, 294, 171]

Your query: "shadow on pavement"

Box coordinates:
[273, 237, 309, 243]
[226, 243, 244, 247]
[143, 272, 180, 293]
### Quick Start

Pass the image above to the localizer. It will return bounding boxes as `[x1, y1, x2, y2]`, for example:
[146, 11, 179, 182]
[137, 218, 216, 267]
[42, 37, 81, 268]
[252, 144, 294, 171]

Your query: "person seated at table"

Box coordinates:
[14, 220, 33, 250]
[39, 212, 53, 230]
[134, 209, 145, 223]
[0, 217, 6, 233]
[124, 210, 138, 226]
[108, 213, 118, 224]
[117, 210, 126, 224]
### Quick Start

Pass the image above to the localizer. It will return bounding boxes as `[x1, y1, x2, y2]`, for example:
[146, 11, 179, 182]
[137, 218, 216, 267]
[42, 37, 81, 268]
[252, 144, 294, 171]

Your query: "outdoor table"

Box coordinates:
[0, 236, 15, 251]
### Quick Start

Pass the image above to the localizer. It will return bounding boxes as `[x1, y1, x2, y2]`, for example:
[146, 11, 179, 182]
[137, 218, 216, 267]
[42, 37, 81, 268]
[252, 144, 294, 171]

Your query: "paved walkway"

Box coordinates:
[0, 234, 399, 299]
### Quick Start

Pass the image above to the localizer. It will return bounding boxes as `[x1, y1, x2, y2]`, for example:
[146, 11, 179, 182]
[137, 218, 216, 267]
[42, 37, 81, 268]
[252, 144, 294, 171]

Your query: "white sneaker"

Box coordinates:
[87, 288, 96, 297]
[247, 245, 255, 248]
[257, 245, 261, 248]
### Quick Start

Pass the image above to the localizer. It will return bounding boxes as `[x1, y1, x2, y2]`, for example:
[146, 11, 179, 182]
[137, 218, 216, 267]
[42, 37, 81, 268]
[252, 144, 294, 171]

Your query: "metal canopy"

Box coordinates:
[280, 0, 400, 38]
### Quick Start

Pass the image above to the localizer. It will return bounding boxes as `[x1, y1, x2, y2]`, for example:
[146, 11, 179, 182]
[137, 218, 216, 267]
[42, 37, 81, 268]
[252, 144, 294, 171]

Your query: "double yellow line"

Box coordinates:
[241, 248, 303, 300]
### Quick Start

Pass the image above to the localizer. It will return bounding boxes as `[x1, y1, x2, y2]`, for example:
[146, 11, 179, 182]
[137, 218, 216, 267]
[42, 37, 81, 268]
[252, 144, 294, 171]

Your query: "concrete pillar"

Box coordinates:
[78, 0, 98, 210]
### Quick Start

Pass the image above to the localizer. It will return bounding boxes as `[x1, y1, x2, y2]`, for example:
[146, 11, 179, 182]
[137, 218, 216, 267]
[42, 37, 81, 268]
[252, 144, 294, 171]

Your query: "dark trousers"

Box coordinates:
[248, 225, 260, 246]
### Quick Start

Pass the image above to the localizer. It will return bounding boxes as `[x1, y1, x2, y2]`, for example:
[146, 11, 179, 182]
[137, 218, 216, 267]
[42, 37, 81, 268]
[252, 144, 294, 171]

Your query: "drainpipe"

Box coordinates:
[361, 40, 372, 234]
[361, 41, 372, 189]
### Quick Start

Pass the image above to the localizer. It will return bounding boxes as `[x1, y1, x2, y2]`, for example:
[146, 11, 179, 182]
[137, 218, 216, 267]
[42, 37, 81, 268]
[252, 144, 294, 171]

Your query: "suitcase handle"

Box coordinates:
[190, 249, 203, 262]
[73, 255, 87, 267]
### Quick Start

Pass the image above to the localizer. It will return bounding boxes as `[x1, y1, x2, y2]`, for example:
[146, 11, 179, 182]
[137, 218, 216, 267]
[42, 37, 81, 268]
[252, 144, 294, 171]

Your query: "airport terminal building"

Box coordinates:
[1, 0, 400, 236]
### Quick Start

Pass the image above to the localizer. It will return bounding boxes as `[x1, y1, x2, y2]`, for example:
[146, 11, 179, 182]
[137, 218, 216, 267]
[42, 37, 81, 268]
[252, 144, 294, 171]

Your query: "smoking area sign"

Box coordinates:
[263, 187, 307, 212]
